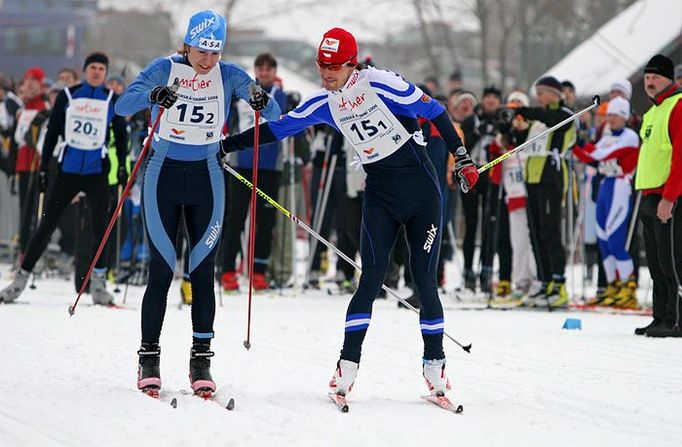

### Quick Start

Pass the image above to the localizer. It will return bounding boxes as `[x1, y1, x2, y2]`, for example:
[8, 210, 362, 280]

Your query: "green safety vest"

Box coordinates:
[635, 92, 682, 190]
[107, 127, 131, 186]
[525, 102, 576, 185]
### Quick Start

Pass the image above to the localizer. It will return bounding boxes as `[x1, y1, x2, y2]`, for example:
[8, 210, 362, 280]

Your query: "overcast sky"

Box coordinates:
[99, 0, 477, 45]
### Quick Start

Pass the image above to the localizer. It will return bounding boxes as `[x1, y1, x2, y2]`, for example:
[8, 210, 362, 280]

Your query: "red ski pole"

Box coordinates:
[68, 79, 179, 316]
[244, 108, 260, 350]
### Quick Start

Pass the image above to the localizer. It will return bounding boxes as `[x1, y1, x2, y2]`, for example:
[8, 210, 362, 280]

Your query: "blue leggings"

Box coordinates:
[596, 177, 633, 282]
[140, 154, 224, 344]
[341, 147, 445, 362]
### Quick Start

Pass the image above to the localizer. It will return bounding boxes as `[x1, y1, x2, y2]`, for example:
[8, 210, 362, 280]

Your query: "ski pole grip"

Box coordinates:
[170, 78, 180, 94]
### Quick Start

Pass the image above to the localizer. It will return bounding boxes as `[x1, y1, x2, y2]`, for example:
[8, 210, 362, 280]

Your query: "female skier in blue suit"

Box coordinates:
[115, 10, 281, 397]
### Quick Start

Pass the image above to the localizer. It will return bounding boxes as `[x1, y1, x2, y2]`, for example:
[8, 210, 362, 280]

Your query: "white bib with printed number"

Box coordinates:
[524, 120, 550, 156]
[64, 88, 112, 150]
[328, 71, 411, 164]
[158, 60, 224, 145]
[13, 109, 40, 147]
[502, 152, 526, 199]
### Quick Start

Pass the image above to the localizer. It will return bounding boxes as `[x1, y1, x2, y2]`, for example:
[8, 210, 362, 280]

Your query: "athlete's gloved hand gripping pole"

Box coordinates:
[476, 96, 601, 175]
[221, 132, 472, 353]
[68, 78, 181, 316]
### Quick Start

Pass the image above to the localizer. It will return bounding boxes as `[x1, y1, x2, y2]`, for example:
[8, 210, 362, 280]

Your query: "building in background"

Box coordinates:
[0, 0, 173, 82]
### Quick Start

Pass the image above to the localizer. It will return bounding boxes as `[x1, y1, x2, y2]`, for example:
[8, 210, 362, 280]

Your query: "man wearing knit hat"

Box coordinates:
[513, 75, 577, 308]
[634, 53, 682, 338]
[221, 26, 479, 406]
[0, 52, 128, 307]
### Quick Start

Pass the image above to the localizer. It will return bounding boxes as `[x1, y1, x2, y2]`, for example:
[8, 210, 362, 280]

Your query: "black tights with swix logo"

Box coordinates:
[341, 143, 445, 363]
[141, 156, 224, 344]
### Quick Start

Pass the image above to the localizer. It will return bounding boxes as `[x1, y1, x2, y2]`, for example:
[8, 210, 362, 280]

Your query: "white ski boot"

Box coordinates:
[90, 270, 114, 305]
[329, 359, 359, 395]
[0, 268, 30, 303]
[423, 358, 452, 396]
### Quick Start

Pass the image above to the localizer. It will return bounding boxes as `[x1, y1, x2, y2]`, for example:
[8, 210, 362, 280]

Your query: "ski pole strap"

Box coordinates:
[476, 95, 601, 174]
[138, 348, 160, 356]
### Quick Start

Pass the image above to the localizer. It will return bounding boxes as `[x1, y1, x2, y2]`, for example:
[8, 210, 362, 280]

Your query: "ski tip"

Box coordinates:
[141, 387, 160, 399]
[195, 389, 214, 400]
[328, 392, 349, 413]
[226, 398, 235, 411]
[170, 397, 177, 408]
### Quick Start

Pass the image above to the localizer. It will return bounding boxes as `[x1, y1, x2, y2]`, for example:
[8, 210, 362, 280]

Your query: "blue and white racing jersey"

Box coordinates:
[115, 54, 281, 162]
[267, 66, 457, 171]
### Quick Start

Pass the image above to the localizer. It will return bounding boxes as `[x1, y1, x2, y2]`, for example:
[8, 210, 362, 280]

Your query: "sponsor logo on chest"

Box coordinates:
[179, 73, 213, 92]
[72, 103, 102, 115]
[339, 93, 366, 111]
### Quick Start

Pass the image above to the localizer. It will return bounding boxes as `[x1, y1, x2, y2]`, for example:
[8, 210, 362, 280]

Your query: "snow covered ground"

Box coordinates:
[1, 263, 681, 447]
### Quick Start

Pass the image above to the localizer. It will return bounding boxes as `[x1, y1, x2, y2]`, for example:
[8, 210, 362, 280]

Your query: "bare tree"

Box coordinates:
[495, 0, 520, 90]
[472, 0, 490, 86]
[413, 0, 442, 80]
[223, 0, 240, 21]
[428, 0, 462, 76]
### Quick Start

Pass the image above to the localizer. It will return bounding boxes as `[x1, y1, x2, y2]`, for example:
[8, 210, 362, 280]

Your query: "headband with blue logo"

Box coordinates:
[184, 10, 226, 52]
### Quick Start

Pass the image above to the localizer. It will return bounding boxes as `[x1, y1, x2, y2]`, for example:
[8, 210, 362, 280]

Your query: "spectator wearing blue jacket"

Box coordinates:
[0, 52, 128, 306]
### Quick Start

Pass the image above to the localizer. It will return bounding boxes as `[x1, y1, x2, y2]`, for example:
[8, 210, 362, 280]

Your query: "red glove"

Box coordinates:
[453, 147, 479, 193]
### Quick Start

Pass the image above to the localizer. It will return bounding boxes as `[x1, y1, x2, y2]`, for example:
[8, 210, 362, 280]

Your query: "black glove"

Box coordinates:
[117, 165, 128, 186]
[149, 85, 178, 109]
[38, 170, 48, 193]
[248, 82, 269, 111]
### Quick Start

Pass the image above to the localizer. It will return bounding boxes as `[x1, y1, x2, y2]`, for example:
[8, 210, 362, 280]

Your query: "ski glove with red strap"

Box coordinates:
[453, 146, 479, 193]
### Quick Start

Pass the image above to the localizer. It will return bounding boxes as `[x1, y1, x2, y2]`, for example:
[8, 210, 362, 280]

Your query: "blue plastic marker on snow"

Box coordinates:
[562, 318, 582, 330]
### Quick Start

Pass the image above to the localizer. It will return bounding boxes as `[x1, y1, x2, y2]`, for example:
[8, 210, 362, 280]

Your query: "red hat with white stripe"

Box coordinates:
[318, 28, 358, 65]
